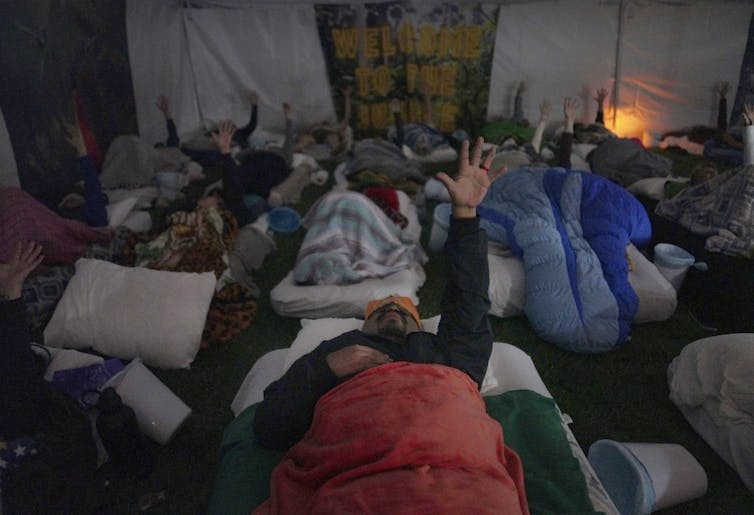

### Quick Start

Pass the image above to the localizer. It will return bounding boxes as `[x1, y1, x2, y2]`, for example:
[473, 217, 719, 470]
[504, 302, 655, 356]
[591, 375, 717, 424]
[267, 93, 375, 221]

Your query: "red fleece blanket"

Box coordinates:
[254, 362, 529, 515]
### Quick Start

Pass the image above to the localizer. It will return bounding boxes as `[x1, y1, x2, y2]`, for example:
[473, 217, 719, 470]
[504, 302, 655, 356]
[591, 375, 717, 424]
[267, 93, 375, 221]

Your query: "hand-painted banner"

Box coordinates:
[315, 2, 499, 138]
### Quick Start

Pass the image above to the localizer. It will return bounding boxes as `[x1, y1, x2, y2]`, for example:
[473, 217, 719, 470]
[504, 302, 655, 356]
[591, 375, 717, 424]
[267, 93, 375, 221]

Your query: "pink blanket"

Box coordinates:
[0, 187, 110, 265]
[254, 362, 530, 515]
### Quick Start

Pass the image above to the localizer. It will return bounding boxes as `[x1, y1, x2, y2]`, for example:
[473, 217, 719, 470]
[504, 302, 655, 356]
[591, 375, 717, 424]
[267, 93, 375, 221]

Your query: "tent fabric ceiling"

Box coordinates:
[127, 0, 753, 145]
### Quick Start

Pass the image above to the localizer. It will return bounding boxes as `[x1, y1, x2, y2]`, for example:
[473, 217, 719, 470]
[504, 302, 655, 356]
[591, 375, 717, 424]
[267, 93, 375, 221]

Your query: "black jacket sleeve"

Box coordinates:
[219, 154, 250, 226]
[0, 299, 48, 438]
[166, 119, 180, 147]
[253, 337, 347, 450]
[435, 216, 493, 388]
[234, 104, 258, 147]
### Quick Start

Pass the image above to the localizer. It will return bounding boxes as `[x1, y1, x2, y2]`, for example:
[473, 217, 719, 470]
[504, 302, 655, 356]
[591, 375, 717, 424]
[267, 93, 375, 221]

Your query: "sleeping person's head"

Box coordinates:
[362, 296, 421, 342]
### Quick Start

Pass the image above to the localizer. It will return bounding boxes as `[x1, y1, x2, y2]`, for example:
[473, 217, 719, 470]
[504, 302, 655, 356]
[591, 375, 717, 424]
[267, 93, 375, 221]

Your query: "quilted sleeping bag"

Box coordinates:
[479, 167, 651, 352]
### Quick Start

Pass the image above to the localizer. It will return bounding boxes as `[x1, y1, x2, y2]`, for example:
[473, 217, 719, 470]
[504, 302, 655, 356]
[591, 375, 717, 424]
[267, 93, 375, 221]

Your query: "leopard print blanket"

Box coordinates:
[121, 207, 257, 347]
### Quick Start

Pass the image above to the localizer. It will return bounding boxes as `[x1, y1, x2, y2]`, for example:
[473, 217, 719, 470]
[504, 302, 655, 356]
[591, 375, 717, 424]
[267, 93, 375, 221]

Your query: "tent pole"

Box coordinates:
[612, 0, 626, 129]
[181, 1, 207, 130]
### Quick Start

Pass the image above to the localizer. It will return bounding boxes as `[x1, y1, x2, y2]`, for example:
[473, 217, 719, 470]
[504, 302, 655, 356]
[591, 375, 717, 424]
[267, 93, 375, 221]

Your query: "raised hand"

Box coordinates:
[743, 103, 754, 126]
[248, 90, 258, 105]
[0, 241, 44, 300]
[326, 344, 392, 378]
[539, 100, 552, 121]
[717, 81, 730, 98]
[156, 95, 171, 118]
[64, 121, 87, 156]
[211, 120, 236, 154]
[282, 102, 292, 120]
[564, 97, 578, 122]
[593, 87, 608, 106]
[389, 98, 401, 114]
[436, 137, 506, 218]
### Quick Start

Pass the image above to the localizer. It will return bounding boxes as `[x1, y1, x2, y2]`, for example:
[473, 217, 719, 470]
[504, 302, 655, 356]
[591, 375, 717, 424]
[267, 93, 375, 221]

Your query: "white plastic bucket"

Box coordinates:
[588, 439, 708, 515]
[653, 243, 695, 291]
[428, 203, 452, 252]
[623, 442, 708, 512]
[104, 359, 192, 445]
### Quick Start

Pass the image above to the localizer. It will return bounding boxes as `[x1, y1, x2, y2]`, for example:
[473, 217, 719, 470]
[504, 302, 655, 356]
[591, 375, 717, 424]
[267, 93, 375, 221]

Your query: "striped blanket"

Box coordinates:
[293, 191, 426, 285]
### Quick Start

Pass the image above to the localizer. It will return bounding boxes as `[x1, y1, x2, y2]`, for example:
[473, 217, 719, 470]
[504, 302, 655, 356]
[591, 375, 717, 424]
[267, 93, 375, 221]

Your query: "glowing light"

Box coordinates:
[605, 107, 647, 140]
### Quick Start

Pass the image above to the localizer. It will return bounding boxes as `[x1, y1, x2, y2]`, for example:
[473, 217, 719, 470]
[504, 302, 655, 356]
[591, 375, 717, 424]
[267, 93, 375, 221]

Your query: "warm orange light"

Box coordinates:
[605, 106, 646, 139]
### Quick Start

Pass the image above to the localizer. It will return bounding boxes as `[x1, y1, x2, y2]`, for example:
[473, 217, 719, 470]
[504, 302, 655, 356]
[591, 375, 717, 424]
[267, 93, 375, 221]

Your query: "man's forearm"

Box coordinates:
[437, 216, 492, 387]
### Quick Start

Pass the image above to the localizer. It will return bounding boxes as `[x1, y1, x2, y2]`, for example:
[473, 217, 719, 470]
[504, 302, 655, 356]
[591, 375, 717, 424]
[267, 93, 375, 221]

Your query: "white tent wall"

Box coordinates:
[488, 1, 620, 125]
[184, 5, 335, 134]
[616, 1, 751, 137]
[0, 107, 20, 187]
[127, 0, 753, 144]
[127, 0, 201, 146]
[490, 0, 753, 140]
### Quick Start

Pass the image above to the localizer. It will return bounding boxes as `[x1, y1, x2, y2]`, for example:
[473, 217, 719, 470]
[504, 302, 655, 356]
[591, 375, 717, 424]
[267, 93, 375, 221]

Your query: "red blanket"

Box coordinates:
[254, 362, 529, 515]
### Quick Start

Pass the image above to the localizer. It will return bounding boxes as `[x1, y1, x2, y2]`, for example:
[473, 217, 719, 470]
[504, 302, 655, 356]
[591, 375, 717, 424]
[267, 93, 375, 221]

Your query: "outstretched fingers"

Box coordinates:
[470, 136, 484, 167]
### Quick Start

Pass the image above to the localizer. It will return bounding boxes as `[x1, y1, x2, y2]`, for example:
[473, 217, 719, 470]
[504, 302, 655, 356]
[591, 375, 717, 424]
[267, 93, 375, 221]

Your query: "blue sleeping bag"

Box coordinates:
[478, 168, 651, 352]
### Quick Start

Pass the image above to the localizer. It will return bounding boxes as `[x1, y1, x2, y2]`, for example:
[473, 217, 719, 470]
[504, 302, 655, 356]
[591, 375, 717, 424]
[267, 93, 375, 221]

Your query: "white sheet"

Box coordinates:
[488, 244, 677, 324]
[401, 143, 458, 163]
[270, 262, 426, 319]
[229, 317, 619, 514]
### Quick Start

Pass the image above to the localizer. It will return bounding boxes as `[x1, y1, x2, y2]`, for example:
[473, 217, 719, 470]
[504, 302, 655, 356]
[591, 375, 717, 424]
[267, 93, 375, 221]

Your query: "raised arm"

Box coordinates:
[594, 87, 607, 125]
[531, 100, 550, 153]
[156, 95, 180, 147]
[434, 138, 505, 386]
[233, 90, 259, 145]
[338, 86, 353, 134]
[744, 102, 754, 166]
[513, 81, 525, 124]
[717, 81, 729, 132]
[420, 80, 435, 127]
[0, 241, 47, 439]
[65, 118, 108, 227]
[212, 120, 249, 226]
[557, 97, 578, 168]
[389, 97, 405, 147]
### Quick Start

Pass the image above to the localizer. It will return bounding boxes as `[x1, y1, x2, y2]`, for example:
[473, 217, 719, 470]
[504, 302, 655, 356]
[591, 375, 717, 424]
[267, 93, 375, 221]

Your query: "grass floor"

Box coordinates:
[101, 158, 753, 514]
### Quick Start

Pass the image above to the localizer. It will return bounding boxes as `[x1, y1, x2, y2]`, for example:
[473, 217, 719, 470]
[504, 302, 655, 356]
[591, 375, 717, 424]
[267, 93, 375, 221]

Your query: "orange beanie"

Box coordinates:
[364, 296, 422, 329]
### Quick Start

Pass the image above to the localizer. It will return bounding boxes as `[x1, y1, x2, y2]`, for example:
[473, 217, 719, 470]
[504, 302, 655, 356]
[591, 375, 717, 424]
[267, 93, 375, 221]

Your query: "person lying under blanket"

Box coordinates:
[293, 86, 354, 160]
[386, 80, 462, 157]
[252, 137, 530, 514]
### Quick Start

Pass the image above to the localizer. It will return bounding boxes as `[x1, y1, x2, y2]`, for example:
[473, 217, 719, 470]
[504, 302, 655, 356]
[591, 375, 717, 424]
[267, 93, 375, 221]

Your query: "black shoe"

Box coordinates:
[95, 387, 155, 478]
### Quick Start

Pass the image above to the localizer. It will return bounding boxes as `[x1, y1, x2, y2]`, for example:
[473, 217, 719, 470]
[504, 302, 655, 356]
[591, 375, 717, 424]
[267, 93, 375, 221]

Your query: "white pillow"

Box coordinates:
[270, 263, 426, 319]
[277, 315, 550, 398]
[668, 333, 754, 425]
[106, 197, 139, 227]
[44, 259, 216, 369]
